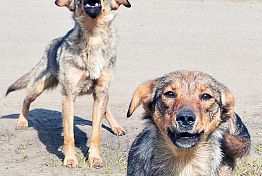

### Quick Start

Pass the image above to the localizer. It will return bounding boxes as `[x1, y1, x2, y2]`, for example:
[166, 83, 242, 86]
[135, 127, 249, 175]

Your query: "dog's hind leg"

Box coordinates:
[105, 106, 125, 136]
[16, 82, 45, 129]
[16, 73, 58, 129]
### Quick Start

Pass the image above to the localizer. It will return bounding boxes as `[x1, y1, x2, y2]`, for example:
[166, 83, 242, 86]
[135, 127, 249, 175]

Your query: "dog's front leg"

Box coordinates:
[89, 86, 108, 168]
[88, 68, 113, 168]
[62, 95, 78, 168]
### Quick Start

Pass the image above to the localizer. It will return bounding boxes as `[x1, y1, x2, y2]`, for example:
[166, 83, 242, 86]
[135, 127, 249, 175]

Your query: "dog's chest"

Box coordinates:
[79, 28, 114, 80]
[61, 64, 95, 95]
[78, 78, 95, 95]
[152, 139, 222, 176]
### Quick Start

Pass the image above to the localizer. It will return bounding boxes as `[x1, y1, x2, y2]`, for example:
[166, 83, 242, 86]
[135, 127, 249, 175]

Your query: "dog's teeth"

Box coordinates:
[85, 4, 91, 7]
[95, 3, 99, 7]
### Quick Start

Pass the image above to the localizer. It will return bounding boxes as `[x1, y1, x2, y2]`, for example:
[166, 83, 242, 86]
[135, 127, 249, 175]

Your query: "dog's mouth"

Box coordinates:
[167, 128, 204, 149]
[83, 0, 102, 18]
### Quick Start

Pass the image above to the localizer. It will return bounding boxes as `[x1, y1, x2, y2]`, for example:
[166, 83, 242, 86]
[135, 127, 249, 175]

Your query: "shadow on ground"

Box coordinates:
[1, 108, 114, 160]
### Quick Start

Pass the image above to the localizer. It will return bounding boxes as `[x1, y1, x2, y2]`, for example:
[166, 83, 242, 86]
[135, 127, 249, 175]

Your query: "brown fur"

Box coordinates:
[6, 0, 131, 168]
[127, 71, 250, 176]
[223, 134, 250, 158]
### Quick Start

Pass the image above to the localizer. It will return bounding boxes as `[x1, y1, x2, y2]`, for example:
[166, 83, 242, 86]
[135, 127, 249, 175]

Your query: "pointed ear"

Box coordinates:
[127, 80, 156, 117]
[111, 0, 131, 10]
[55, 0, 74, 11]
[221, 88, 235, 121]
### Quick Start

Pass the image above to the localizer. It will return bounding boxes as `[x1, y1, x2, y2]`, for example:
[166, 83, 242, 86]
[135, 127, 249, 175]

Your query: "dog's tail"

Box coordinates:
[6, 60, 45, 96]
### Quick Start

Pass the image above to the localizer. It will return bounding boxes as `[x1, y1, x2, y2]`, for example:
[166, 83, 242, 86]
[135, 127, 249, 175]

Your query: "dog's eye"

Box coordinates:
[200, 93, 213, 101]
[164, 91, 177, 98]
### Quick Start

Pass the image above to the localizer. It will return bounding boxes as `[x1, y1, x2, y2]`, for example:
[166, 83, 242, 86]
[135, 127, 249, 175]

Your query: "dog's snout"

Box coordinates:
[83, 0, 102, 18]
[176, 109, 196, 131]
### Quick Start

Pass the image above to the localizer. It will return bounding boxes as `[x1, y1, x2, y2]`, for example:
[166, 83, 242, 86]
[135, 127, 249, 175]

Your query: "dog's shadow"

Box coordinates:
[1, 108, 114, 160]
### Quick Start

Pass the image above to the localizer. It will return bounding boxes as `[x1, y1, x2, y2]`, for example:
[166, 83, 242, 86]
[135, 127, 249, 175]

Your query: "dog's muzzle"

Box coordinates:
[167, 108, 203, 149]
[167, 128, 204, 149]
[83, 0, 102, 18]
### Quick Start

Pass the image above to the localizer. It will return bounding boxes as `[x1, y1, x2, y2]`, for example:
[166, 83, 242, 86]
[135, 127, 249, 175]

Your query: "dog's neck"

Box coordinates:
[152, 129, 222, 176]
[74, 9, 116, 31]
[67, 11, 116, 79]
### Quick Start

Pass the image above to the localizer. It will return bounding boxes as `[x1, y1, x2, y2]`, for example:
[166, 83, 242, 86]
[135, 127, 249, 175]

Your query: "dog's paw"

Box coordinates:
[111, 125, 126, 136]
[89, 155, 103, 168]
[15, 115, 28, 130]
[63, 155, 78, 168]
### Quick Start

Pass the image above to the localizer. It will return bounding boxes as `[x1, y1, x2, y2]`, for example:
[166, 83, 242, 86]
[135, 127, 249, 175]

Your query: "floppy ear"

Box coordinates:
[111, 0, 131, 10]
[127, 80, 155, 117]
[220, 88, 235, 121]
[55, 0, 74, 11]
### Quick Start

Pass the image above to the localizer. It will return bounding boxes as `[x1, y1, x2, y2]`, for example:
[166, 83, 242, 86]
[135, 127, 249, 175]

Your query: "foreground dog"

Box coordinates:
[6, 0, 131, 168]
[127, 71, 250, 176]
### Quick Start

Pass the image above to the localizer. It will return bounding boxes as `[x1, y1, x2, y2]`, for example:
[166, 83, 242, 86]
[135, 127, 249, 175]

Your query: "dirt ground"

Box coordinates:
[0, 0, 261, 175]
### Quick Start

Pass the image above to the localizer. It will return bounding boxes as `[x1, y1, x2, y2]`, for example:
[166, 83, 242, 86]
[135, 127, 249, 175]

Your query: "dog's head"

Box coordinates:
[55, 0, 131, 18]
[128, 71, 235, 150]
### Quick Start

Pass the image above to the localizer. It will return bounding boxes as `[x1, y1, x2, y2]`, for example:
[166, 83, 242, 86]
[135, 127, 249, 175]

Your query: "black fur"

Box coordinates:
[127, 126, 155, 176]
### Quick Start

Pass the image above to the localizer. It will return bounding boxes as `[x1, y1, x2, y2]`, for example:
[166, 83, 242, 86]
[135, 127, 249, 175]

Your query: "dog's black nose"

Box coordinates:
[176, 109, 196, 131]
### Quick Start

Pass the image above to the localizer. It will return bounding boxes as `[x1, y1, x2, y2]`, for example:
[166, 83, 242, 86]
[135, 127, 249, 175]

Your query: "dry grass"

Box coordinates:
[234, 158, 262, 176]
[74, 142, 127, 175]
[234, 144, 262, 176]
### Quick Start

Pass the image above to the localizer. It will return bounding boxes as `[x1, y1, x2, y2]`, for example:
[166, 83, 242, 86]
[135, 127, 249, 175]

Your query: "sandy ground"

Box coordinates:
[0, 0, 262, 175]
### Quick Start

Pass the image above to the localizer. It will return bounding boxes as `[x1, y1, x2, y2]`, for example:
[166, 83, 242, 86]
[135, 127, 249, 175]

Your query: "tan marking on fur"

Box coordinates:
[62, 95, 78, 168]
[154, 115, 167, 134]
[127, 80, 155, 116]
[55, 0, 74, 11]
[89, 100, 104, 168]
[204, 116, 222, 138]
[200, 85, 208, 92]
[111, 0, 131, 10]
[221, 90, 235, 121]
[89, 70, 113, 167]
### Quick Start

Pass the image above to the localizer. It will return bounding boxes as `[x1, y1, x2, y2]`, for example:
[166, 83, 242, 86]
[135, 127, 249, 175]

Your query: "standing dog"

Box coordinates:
[6, 0, 131, 168]
[127, 71, 250, 176]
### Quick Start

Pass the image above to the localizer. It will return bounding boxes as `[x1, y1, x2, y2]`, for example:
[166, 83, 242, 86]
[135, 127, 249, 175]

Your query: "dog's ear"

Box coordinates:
[220, 88, 235, 121]
[55, 0, 74, 11]
[127, 80, 156, 117]
[111, 0, 131, 10]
